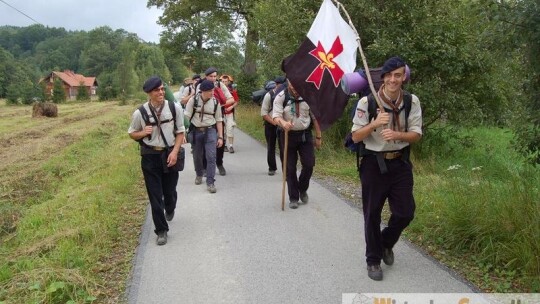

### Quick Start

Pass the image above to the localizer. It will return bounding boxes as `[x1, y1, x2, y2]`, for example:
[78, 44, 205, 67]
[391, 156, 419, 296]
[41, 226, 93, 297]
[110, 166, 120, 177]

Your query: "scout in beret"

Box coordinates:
[350, 56, 423, 281]
[129, 75, 186, 246]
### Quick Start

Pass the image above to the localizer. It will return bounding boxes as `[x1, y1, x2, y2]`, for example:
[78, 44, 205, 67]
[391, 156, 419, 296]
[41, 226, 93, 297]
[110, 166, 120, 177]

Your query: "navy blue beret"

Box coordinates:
[381, 56, 406, 79]
[199, 79, 215, 91]
[143, 76, 162, 93]
[274, 76, 287, 84]
[192, 74, 201, 80]
[204, 67, 218, 76]
[265, 81, 276, 90]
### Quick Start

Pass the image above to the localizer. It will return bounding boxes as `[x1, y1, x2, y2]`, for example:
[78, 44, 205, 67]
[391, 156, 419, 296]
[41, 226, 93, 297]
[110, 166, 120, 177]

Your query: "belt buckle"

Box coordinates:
[153, 146, 164, 151]
[384, 152, 401, 160]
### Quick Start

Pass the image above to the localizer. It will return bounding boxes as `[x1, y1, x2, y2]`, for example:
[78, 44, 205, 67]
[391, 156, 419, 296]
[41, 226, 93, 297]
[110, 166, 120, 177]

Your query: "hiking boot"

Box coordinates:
[300, 192, 309, 204]
[289, 200, 299, 209]
[383, 247, 394, 265]
[207, 184, 217, 193]
[165, 210, 174, 221]
[195, 176, 203, 185]
[157, 231, 167, 246]
[218, 165, 226, 176]
[229, 146, 235, 153]
[268, 170, 276, 176]
[224, 146, 229, 152]
[367, 265, 383, 281]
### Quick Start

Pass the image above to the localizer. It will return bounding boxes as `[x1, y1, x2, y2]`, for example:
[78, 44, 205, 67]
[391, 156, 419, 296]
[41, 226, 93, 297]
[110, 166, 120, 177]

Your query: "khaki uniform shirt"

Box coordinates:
[128, 101, 186, 147]
[260, 91, 274, 118]
[272, 90, 313, 131]
[351, 94, 423, 152]
[184, 94, 223, 127]
[180, 85, 193, 99]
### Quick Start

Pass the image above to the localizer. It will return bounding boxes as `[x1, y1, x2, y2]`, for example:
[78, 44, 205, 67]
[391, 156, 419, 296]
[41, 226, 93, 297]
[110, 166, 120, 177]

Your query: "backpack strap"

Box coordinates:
[168, 100, 177, 133]
[401, 92, 413, 163]
[137, 104, 152, 143]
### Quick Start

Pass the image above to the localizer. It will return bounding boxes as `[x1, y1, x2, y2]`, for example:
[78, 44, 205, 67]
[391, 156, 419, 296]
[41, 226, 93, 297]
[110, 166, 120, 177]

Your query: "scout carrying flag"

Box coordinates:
[282, 0, 357, 130]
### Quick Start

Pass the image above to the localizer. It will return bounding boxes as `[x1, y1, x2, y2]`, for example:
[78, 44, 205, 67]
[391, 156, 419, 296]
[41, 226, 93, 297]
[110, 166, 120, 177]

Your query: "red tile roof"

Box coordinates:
[49, 70, 97, 87]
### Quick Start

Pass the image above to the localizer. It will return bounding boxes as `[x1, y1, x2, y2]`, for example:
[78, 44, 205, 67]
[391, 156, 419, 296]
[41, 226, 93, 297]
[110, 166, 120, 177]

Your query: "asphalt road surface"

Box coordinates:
[126, 130, 476, 304]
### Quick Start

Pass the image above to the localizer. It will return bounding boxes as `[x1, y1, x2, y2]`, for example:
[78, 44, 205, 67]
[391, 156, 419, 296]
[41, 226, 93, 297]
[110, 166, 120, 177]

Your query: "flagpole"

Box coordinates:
[281, 129, 289, 211]
[332, 0, 385, 113]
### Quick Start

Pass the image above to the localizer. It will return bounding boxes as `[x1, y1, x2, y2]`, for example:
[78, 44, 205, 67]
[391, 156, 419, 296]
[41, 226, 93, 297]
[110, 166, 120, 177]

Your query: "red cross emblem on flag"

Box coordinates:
[306, 36, 345, 90]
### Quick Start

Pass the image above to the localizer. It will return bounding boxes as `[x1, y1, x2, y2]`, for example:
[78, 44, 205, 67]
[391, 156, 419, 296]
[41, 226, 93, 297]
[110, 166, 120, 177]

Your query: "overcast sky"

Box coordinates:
[0, 0, 165, 43]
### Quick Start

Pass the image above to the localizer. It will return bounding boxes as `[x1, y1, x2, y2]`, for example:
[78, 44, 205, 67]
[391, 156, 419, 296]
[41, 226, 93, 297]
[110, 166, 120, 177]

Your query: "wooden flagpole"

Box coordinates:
[281, 129, 289, 211]
[332, 0, 386, 113]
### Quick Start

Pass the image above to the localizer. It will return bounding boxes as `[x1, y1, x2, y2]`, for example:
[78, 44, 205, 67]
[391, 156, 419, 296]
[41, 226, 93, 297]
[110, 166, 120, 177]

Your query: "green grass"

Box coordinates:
[237, 101, 540, 292]
[0, 101, 146, 303]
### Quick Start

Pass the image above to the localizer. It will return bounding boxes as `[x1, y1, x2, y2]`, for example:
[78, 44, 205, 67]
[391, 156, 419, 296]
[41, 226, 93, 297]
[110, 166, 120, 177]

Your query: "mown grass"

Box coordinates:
[237, 101, 539, 292]
[0, 100, 147, 303]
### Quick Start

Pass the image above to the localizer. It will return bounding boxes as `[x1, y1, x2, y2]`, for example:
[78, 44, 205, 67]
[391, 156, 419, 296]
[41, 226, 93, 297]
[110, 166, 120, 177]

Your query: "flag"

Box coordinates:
[282, 0, 357, 130]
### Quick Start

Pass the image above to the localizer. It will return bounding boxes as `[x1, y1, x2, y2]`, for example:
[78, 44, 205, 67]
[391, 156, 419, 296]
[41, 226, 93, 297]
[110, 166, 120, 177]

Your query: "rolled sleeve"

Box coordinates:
[174, 103, 186, 133]
[260, 92, 272, 116]
[408, 95, 423, 135]
[351, 97, 369, 133]
[128, 110, 143, 134]
[272, 92, 285, 120]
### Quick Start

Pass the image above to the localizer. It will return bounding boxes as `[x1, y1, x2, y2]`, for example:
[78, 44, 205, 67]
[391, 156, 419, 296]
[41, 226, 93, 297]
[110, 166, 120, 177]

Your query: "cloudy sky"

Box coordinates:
[0, 0, 165, 43]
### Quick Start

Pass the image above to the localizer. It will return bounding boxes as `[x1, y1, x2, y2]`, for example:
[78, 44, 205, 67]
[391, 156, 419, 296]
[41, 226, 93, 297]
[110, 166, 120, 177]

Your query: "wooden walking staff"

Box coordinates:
[281, 129, 289, 211]
[332, 0, 385, 113]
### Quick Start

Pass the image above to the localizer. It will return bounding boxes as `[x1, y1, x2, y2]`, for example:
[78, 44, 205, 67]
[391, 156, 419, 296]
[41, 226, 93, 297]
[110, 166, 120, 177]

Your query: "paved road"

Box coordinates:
[126, 130, 476, 304]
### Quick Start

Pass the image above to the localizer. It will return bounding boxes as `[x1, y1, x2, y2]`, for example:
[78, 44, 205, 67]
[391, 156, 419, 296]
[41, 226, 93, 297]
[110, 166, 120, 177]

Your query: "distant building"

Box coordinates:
[40, 70, 98, 100]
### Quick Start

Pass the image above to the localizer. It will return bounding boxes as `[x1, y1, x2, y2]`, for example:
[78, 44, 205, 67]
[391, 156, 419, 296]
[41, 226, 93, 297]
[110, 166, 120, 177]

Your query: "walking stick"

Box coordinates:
[281, 129, 289, 211]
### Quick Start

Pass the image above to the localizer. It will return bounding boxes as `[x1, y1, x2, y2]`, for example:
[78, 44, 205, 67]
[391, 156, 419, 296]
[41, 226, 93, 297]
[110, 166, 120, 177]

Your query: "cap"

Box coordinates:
[274, 76, 286, 84]
[199, 79, 215, 91]
[204, 67, 218, 76]
[381, 56, 406, 79]
[143, 76, 162, 93]
[220, 74, 234, 82]
[192, 74, 201, 80]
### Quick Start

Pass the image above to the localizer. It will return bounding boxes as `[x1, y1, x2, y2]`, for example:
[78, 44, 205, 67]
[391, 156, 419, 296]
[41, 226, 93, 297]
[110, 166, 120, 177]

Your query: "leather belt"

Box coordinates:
[383, 152, 402, 160]
[195, 125, 215, 132]
[144, 145, 165, 151]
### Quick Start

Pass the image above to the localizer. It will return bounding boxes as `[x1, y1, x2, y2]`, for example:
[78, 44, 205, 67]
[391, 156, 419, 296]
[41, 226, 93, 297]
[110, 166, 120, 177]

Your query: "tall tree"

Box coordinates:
[52, 78, 66, 103]
[114, 39, 139, 99]
[148, 0, 251, 74]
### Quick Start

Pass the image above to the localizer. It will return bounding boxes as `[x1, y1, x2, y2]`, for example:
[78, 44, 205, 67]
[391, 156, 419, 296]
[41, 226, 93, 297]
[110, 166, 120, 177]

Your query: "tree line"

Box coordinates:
[151, 0, 539, 164]
[0, 25, 196, 103]
[0, 0, 538, 163]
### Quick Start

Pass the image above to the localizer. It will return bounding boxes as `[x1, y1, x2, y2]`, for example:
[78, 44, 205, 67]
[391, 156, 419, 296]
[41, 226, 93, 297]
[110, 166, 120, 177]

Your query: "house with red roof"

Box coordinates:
[40, 70, 98, 100]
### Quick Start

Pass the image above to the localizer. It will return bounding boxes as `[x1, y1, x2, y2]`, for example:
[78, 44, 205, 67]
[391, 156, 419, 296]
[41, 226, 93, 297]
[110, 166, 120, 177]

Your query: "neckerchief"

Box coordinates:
[377, 84, 403, 132]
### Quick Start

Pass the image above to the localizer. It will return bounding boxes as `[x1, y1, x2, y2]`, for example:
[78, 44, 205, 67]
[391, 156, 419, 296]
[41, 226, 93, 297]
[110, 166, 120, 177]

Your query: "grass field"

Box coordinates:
[0, 99, 538, 303]
[0, 100, 147, 303]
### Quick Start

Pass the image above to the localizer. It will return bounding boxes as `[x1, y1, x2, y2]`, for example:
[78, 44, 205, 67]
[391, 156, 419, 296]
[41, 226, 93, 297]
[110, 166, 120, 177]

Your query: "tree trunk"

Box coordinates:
[242, 14, 258, 76]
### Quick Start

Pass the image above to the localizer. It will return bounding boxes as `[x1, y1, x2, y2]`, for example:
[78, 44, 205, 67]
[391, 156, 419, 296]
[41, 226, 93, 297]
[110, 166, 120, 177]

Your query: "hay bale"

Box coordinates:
[32, 102, 58, 118]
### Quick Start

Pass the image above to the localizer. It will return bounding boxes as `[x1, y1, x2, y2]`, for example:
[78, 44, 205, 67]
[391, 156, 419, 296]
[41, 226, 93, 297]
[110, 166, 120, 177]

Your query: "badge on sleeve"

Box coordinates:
[356, 108, 366, 118]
